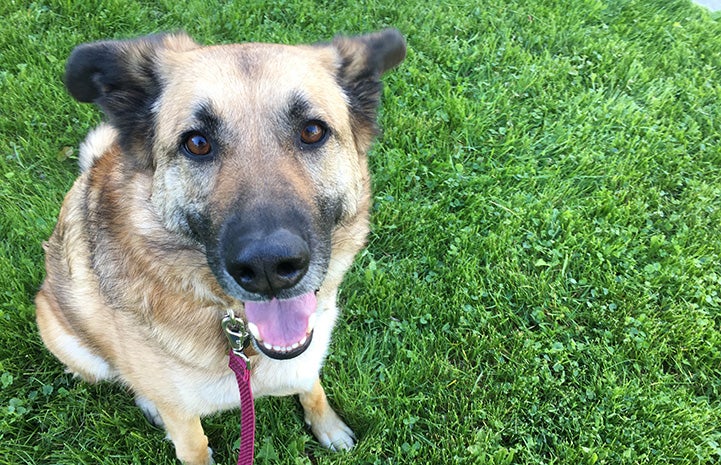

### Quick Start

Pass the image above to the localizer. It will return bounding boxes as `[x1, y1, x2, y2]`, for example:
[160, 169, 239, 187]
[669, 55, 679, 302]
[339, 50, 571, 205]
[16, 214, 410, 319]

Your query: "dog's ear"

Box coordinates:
[332, 29, 406, 146]
[64, 33, 197, 165]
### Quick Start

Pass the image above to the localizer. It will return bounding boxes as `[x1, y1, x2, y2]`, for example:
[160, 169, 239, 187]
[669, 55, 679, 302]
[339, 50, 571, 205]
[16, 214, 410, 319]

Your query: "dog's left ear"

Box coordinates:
[332, 29, 406, 132]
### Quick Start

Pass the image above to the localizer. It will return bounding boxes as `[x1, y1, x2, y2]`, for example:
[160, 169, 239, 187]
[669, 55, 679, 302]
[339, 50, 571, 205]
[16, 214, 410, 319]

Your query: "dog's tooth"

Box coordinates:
[299, 335, 308, 346]
[263, 341, 273, 351]
[307, 313, 317, 332]
[291, 342, 299, 350]
[273, 345, 283, 352]
[247, 322, 261, 340]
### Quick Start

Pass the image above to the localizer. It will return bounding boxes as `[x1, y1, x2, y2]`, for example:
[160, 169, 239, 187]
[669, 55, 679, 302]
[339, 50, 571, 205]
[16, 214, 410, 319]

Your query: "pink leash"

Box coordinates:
[223, 311, 255, 465]
[228, 349, 255, 465]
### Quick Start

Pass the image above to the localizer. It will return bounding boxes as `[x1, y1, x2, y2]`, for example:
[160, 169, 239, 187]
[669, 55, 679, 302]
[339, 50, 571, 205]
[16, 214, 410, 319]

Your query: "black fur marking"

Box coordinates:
[185, 210, 215, 247]
[286, 91, 312, 124]
[193, 101, 224, 136]
[316, 193, 345, 229]
[332, 29, 406, 126]
[337, 65, 383, 126]
[64, 34, 171, 168]
[362, 29, 407, 75]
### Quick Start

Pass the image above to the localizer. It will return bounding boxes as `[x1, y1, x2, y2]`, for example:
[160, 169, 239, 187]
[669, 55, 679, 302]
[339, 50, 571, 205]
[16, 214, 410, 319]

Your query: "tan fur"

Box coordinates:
[37, 30, 404, 464]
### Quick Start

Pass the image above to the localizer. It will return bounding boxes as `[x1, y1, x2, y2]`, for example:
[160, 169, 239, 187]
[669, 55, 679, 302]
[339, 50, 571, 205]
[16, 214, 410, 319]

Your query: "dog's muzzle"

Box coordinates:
[219, 211, 320, 360]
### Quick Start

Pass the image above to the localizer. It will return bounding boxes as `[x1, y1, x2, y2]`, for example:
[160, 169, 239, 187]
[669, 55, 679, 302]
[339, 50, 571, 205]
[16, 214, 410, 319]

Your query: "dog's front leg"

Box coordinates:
[155, 404, 213, 465]
[299, 378, 355, 451]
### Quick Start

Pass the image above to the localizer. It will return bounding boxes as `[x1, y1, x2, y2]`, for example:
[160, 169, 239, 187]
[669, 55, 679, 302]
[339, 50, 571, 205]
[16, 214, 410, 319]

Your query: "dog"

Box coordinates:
[35, 29, 405, 464]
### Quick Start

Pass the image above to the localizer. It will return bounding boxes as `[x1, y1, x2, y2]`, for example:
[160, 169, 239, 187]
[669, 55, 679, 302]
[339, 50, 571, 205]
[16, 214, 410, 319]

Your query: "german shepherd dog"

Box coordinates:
[35, 30, 405, 464]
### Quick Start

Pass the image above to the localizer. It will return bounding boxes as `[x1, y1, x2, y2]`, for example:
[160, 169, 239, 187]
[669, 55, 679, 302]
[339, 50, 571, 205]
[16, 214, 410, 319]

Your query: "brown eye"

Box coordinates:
[183, 132, 212, 157]
[300, 121, 327, 145]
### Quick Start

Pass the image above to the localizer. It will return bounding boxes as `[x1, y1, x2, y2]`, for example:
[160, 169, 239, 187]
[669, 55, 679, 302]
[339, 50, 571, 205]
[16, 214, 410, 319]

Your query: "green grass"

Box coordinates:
[2, 0, 721, 463]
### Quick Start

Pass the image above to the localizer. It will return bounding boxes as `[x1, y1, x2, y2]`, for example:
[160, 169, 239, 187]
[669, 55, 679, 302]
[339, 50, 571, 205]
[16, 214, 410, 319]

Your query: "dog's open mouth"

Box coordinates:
[244, 292, 317, 360]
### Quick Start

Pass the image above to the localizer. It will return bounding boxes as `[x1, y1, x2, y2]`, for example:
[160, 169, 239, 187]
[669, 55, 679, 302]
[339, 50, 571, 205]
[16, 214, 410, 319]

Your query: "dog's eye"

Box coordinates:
[183, 132, 212, 157]
[300, 121, 328, 146]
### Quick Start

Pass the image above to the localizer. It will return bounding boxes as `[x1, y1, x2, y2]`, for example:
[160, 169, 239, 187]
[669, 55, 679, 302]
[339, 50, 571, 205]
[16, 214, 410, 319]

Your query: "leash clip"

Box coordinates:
[222, 310, 251, 368]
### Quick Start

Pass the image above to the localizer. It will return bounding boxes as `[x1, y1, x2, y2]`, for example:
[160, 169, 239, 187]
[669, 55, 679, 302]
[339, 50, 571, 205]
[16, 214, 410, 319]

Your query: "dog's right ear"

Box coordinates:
[64, 33, 197, 163]
[65, 32, 197, 103]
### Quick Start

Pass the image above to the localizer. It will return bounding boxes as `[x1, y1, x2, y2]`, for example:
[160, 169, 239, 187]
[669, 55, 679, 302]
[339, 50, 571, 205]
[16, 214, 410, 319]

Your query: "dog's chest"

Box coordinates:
[175, 336, 329, 416]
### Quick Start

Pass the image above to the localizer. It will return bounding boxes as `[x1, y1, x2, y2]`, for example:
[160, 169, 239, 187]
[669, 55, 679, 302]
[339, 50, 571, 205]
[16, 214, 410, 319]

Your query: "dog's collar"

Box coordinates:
[222, 310, 256, 465]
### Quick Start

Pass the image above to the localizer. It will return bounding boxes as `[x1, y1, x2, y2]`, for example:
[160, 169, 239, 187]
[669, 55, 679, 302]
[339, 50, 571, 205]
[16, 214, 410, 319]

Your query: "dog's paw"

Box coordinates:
[179, 447, 214, 465]
[134, 395, 165, 429]
[307, 410, 356, 451]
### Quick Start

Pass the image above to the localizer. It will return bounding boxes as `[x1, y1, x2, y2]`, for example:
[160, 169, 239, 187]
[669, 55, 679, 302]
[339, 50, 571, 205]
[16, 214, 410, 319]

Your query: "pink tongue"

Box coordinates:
[244, 292, 317, 347]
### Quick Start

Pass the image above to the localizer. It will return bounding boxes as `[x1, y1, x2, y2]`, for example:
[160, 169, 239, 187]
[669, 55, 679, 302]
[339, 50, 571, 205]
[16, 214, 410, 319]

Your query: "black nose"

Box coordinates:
[225, 228, 310, 296]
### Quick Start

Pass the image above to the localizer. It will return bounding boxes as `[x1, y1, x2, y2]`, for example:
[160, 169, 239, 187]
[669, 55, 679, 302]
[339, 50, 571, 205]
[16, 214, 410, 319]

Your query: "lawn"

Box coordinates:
[1, 0, 721, 464]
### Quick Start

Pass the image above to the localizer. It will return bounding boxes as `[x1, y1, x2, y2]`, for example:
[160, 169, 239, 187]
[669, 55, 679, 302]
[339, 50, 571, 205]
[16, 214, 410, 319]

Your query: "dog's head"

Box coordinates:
[64, 30, 405, 359]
